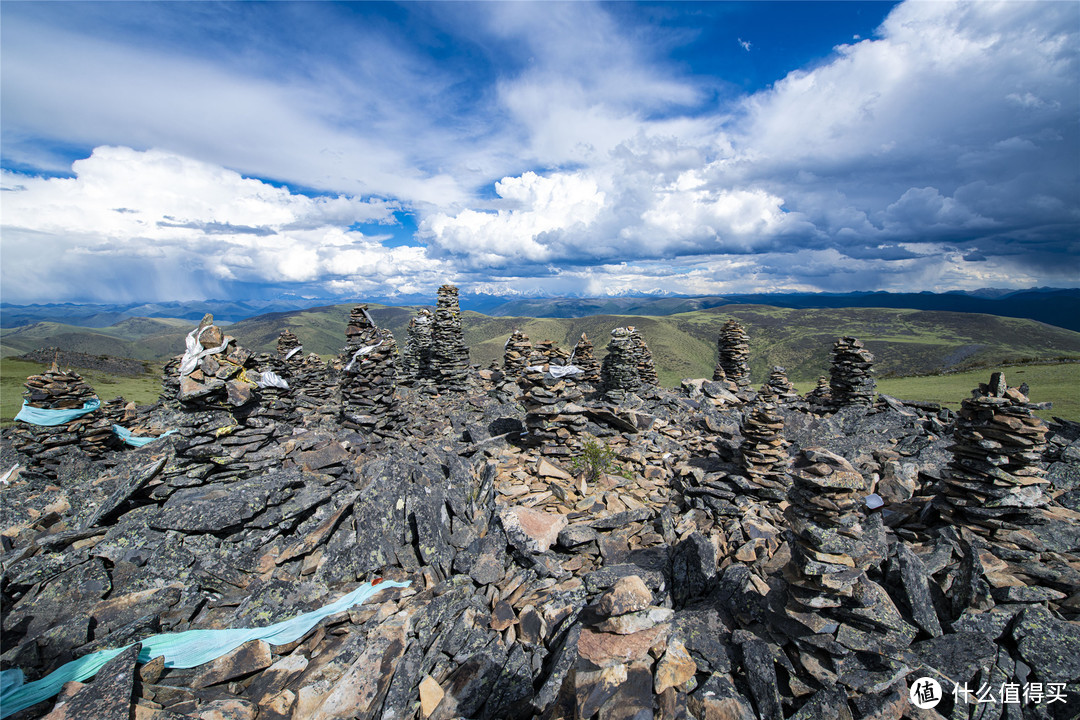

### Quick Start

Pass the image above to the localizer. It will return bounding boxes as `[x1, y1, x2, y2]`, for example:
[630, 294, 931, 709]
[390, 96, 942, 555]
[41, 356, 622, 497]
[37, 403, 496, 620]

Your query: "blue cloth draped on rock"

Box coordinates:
[112, 425, 177, 447]
[0, 579, 409, 718]
[14, 398, 101, 426]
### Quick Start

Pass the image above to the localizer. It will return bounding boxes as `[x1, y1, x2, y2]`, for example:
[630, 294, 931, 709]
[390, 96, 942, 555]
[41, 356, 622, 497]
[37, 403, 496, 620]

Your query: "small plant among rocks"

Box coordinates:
[572, 436, 632, 483]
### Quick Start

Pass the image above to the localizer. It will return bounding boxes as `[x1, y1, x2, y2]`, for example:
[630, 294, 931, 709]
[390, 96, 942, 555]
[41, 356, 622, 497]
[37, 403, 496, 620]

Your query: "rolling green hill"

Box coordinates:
[3, 304, 1079, 424]
[4, 304, 1080, 391]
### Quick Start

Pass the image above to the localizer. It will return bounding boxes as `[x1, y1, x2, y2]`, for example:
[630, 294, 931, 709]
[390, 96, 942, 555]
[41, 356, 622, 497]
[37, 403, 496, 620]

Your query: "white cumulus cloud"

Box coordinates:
[0, 147, 445, 302]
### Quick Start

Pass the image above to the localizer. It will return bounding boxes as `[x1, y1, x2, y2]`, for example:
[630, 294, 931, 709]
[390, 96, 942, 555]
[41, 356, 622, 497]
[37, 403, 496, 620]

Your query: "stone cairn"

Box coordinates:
[829, 336, 875, 407]
[520, 362, 588, 457]
[289, 352, 338, 427]
[628, 326, 659, 387]
[276, 329, 305, 371]
[339, 305, 377, 362]
[401, 309, 435, 387]
[570, 575, 683, 720]
[739, 392, 790, 500]
[503, 330, 532, 378]
[8, 361, 113, 475]
[159, 356, 182, 407]
[176, 314, 263, 411]
[337, 305, 404, 439]
[717, 320, 752, 391]
[805, 375, 832, 409]
[571, 332, 601, 382]
[600, 327, 643, 403]
[236, 330, 303, 422]
[169, 315, 288, 483]
[432, 285, 471, 392]
[938, 372, 1050, 535]
[785, 448, 869, 601]
[783, 447, 910, 651]
[761, 365, 799, 404]
[248, 349, 292, 423]
[530, 340, 570, 368]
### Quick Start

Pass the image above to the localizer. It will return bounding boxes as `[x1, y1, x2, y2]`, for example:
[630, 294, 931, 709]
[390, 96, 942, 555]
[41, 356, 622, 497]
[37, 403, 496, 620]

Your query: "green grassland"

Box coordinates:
[880, 363, 1079, 422]
[790, 363, 1079, 422]
[1, 358, 164, 426]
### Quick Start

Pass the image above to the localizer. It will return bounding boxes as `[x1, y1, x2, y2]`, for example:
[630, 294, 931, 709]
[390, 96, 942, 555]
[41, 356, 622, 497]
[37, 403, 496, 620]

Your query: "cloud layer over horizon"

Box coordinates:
[2, 1, 1076, 303]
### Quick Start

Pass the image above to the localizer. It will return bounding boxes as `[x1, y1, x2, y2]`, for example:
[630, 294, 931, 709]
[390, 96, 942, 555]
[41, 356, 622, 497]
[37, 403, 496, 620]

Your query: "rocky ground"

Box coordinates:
[1, 311, 1079, 720]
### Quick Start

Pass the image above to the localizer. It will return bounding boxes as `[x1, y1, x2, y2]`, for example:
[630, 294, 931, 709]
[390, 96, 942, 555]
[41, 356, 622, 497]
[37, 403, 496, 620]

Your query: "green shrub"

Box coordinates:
[571, 436, 632, 482]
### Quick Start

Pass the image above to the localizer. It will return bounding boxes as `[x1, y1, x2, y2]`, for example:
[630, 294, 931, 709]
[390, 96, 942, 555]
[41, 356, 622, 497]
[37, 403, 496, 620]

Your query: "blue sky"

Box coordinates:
[1, 1, 1076, 304]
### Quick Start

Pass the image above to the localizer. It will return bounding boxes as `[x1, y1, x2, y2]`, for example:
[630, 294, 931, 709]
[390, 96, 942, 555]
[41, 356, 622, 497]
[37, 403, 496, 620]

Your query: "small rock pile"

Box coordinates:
[571, 332, 601, 382]
[568, 575, 687, 720]
[19, 361, 99, 412]
[8, 362, 113, 474]
[600, 327, 642, 403]
[520, 365, 588, 456]
[503, 330, 533, 378]
[829, 336, 876, 407]
[628, 327, 659, 387]
[276, 329, 304, 369]
[432, 285, 471, 392]
[529, 340, 569, 368]
[739, 395, 790, 500]
[158, 357, 181, 406]
[401, 308, 435, 386]
[938, 372, 1051, 535]
[175, 314, 264, 411]
[711, 362, 732, 387]
[762, 365, 800, 403]
[717, 320, 752, 390]
[805, 375, 832, 409]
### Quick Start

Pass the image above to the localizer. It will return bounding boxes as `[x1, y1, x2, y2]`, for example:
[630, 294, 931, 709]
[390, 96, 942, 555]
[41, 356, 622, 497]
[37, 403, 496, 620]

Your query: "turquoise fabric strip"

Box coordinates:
[0, 579, 409, 718]
[112, 425, 177, 447]
[14, 398, 101, 426]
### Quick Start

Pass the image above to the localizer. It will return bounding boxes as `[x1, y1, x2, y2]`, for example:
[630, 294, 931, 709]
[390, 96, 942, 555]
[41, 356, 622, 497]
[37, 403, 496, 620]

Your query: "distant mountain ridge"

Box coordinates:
[3, 287, 1078, 332]
[485, 288, 1080, 332]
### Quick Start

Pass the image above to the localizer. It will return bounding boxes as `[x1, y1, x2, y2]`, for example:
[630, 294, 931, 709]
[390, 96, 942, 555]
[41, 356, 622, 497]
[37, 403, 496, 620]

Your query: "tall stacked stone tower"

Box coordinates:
[938, 372, 1050, 534]
[338, 305, 402, 438]
[571, 332, 601, 382]
[401, 309, 435, 386]
[829, 336, 875, 407]
[601, 327, 642, 403]
[717, 320, 752, 390]
[503, 330, 533, 378]
[628, 327, 659, 387]
[432, 285, 470, 392]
